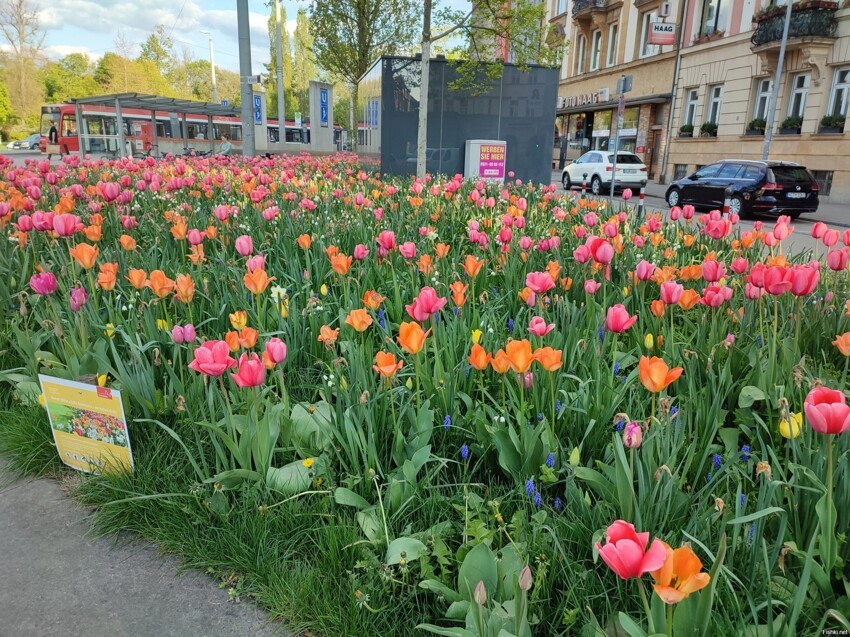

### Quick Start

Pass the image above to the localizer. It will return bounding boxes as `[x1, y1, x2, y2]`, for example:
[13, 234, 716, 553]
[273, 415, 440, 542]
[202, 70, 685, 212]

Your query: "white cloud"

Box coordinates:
[44, 44, 103, 61]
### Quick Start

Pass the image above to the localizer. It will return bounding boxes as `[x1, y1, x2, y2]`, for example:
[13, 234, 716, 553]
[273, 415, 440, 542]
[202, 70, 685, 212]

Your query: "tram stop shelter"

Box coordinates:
[69, 93, 240, 158]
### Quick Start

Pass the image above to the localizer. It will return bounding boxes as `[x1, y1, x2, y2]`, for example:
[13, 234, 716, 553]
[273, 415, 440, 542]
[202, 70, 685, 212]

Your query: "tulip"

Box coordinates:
[229, 310, 248, 330]
[534, 346, 563, 372]
[731, 257, 749, 275]
[525, 271, 555, 295]
[398, 321, 429, 355]
[147, 270, 176, 298]
[399, 241, 417, 259]
[69, 243, 99, 270]
[235, 235, 254, 256]
[230, 352, 266, 388]
[823, 229, 840, 247]
[518, 565, 533, 592]
[353, 243, 369, 260]
[595, 520, 667, 580]
[127, 269, 147, 290]
[659, 281, 683, 305]
[373, 351, 404, 378]
[622, 422, 642, 449]
[605, 304, 637, 333]
[462, 255, 485, 278]
[405, 286, 447, 321]
[297, 234, 312, 249]
[29, 272, 57, 295]
[763, 266, 794, 295]
[677, 289, 702, 310]
[528, 316, 555, 337]
[811, 222, 828, 239]
[171, 325, 186, 344]
[188, 341, 237, 377]
[584, 279, 600, 295]
[329, 253, 353, 275]
[243, 268, 274, 295]
[362, 290, 385, 310]
[174, 274, 195, 303]
[317, 325, 339, 348]
[345, 308, 374, 332]
[471, 329, 482, 344]
[804, 387, 850, 435]
[97, 263, 118, 291]
[52, 213, 81, 236]
[69, 286, 87, 311]
[827, 249, 850, 272]
[246, 254, 266, 273]
[701, 259, 726, 283]
[504, 339, 534, 373]
[490, 349, 511, 374]
[638, 356, 683, 393]
[376, 230, 397, 251]
[183, 324, 196, 342]
[650, 542, 711, 604]
[745, 282, 765, 300]
[702, 285, 732, 308]
[779, 412, 802, 439]
[468, 344, 492, 371]
[790, 265, 819, 296]
[635, 260, 656, 281]
[587, 236, 614, 264]
[450, 281, 468, 307]
[265, 337, 287, 364]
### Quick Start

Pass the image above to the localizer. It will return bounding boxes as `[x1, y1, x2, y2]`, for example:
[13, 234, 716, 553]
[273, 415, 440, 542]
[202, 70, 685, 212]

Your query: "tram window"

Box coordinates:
[62, 115, 77, 136]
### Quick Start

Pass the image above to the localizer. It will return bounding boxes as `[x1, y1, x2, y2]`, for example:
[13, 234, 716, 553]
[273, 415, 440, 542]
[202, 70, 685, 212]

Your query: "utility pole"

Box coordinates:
[762, 0, 794, 160]
[658, 0, 688, 185]
[275, 0, 286, 142]
[416, 0, 432, 178]
[237, 0, 255, 156]
[200, 31, 218, 104]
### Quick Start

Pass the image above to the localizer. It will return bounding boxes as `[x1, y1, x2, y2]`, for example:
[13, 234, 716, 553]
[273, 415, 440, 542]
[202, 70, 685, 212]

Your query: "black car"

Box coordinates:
[665, 160, 819, 218]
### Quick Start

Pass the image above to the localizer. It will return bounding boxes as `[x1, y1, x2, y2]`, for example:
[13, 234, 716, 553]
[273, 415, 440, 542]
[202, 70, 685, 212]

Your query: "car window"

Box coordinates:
[608, 153, 642, 165]
[717, 164, 743, 179]
[694, 164, 722, 179]
[740, 166, 762, 181]
[769, 166, 814, 184]
[591, 153, 604, 163]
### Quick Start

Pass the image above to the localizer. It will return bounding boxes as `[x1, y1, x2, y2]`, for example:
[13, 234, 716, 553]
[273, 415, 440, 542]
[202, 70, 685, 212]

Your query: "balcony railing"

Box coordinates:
[751, 4, 837, 47]
[572, 0, 607, 16]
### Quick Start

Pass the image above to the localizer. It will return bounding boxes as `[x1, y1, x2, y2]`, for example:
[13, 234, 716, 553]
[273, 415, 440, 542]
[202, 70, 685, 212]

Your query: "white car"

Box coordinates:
[561, 151, 648, 195]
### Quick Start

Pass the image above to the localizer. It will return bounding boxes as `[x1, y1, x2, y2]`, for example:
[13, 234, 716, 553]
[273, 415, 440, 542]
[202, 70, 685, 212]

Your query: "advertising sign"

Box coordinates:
[649, 22, 676, 45]
[320, 88, 329, 128]
[39, 375, 133, 474]
[478, 143, 506, 179]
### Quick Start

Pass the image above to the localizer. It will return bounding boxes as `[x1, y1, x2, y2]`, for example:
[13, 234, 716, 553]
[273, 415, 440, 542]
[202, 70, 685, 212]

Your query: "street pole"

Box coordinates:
[275, 0, 286, 142]
[762, 0, 794, 160]
[609, 78, 624, 211]
[237, 0, 255, 156]
[200, 31, 218, 104]
[416, 0, 432, 179]
[658, 0, 688, 185]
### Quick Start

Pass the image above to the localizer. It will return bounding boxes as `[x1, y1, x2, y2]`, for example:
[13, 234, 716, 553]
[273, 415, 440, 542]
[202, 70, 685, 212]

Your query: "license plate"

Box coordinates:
[622, 169, 636, 174]
[786, 192, 807, 199]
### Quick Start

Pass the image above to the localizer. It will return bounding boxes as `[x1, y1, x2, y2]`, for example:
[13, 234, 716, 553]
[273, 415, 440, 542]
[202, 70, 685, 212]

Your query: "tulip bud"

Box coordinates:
[518, 565, 533, 592]
[644, 333, 654, 349]
[622, 421, 643, 449]
[473, 580, 487, 605]
[471, 329, 482, 344]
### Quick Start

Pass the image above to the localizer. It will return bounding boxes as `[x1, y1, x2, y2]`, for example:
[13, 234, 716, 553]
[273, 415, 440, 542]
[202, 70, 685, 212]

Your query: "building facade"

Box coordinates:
[549, 0, 682, 179]
[666, 0, 849, 201]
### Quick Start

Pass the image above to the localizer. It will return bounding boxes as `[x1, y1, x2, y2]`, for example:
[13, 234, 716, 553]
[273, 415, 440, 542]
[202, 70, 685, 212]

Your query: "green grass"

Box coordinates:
[0, 405, 65, 478]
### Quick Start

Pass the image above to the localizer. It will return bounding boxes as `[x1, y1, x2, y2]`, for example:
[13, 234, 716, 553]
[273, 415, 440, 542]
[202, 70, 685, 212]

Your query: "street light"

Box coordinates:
[199, 30, 218, 104]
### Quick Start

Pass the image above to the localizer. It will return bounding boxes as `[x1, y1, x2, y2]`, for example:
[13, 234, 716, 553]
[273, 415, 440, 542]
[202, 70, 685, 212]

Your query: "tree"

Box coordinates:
[42, 53, 100, 103]
[266, 1, 293, 119]
[291, 8, 316, 117]
[0, 76, 15, 139]
[415, 0, 562, 177]
[0, 0, 45, 123]
[309, 0, 419, 140]
[138, 25, 176, 80]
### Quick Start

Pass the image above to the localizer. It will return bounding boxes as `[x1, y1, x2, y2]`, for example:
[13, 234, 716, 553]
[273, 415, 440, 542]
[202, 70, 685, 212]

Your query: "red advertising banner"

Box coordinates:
[649, 22, 676, 46]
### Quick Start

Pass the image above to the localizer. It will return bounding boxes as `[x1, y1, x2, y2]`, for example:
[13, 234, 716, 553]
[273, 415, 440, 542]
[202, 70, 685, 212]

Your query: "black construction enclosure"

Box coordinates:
[358, 56, 559, 185]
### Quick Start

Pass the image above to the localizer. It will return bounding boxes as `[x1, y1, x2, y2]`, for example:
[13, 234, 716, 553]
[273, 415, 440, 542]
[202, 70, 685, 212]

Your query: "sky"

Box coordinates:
[33, 0, 300, 74]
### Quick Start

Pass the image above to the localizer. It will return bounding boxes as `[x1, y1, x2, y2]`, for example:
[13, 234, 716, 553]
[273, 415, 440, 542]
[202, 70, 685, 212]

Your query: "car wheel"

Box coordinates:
[728, 194, 745, 217]
[562, 172, 572, 191]
[591, 176, 602, 196]
[666, 187, 681, 208]
[788, 211, 802, 220]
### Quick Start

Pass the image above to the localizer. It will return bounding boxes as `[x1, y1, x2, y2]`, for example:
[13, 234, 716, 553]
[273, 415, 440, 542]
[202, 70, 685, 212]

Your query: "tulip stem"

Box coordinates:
[637, 578, 655, 633]
[841, 356, 849, 391]
[667, 602, 673, 637]
[826, 433, 834, 568]
[549, 372, 556, 435]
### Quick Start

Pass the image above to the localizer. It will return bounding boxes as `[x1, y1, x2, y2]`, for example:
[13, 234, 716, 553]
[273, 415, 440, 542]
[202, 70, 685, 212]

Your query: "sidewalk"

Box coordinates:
[0, 459, 285, 637]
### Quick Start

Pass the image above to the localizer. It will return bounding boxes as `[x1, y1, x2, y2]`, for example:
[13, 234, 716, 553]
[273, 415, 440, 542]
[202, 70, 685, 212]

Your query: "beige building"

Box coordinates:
[666, 0, 849, 201]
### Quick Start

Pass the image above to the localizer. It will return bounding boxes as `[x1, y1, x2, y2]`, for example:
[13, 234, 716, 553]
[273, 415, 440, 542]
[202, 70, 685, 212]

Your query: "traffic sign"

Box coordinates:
[242, 75, 261, 84]
[254, 95, 262, 110]
[320, 88, 329, 127]
[221, 99, 228, 106]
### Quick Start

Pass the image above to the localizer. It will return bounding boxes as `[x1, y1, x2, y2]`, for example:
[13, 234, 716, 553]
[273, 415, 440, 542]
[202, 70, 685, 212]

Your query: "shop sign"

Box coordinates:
[649, 22, 676, 45]
[565, 91, 608, 108]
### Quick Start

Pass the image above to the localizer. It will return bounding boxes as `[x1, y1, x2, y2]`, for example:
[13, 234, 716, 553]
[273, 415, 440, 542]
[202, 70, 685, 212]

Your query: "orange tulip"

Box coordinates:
[362, 290, 385, 310]
[435, 243, 450, 259]
[243, 268, 274, 295]
[83, 224, 102, 242]
[677, 289, 702, 311]
[651, 299, 666, 318]
[174, 274, 195, 304]
[450, 281, 468, 307]
[417, 254, 434, 276]
[679, 265, 702, 281]
[170, 220, 188, 241]
[518, 287, 534, 305]
[229, 310, 248, 330]
[119, 234, 137, 251]
[318, 325, 339, 348]
[330, 253, 353, 276]
[188, 244, 206, 265]
[127, 268, 147, 290]
[834, 333, 850, 356]
[373, 351, 404, 378]
[297, 233, 312, 249]
[638, 356, 683, 393]
[547, 260, 562, 282]
[97, 262, 118, 291]
[226, 327, 259, 352]
[225, 331, 241, 353]
[504, 339, 534, 374]
[651, 541, 711, 604]
[69, 243, 99, 270]
[534, 346, 563, 372]
[462, 255, 484, 278]
[325, 245, 339, 258]
[345, 308, 373, 332]
[491, 349, 511, 374]
[397, 321, 429, 355]
[560, 277, 573, 291]
[147, 270, 175, 298]
[468, 344, 492, 371]
[205, 226, 217, 240]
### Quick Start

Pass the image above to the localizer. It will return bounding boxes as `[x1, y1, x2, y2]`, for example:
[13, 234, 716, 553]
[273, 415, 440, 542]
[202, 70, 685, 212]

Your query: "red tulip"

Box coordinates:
[188, 341, 237, 377]
[595, 520, 667, 580]
[804, 387, 850, 435]
[605, 304, 638, 333]
[587, 236, 614, 264]
[230, 352, 266, 388]
[702, 284, 732, 307]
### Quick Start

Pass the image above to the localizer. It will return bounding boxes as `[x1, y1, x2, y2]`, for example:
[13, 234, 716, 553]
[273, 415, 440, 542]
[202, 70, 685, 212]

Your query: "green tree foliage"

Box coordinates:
[42, 54, 99, 103]
[0, 0, 45, 124]
[266, 2, 294, 119]
[138, 25, 176, 80]
[291, 8, 316, 117]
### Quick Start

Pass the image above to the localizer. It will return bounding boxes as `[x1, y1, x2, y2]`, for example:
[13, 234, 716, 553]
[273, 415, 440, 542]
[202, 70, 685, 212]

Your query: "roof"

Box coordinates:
[70, 93, 239, 117]
[717, 159, 802, 167]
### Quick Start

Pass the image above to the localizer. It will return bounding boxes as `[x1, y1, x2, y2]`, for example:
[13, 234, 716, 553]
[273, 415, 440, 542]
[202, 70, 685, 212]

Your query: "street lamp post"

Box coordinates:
[274, 0, 286, 143]
[200, 30, 218, 104]
[762, 0, 794, 160]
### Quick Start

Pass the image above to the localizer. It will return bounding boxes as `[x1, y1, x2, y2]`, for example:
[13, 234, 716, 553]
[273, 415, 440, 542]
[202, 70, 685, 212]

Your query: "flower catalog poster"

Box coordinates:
[38, 375, 133, 474]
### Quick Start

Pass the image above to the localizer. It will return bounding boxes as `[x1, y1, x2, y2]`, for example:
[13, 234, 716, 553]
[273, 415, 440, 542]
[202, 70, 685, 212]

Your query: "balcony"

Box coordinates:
[572, 0, 607, 16]
[750, 2, 837, 48]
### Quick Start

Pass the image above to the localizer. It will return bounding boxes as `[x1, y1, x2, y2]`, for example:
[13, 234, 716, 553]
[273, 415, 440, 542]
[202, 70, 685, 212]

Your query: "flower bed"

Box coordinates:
[1, 152, 849, 635]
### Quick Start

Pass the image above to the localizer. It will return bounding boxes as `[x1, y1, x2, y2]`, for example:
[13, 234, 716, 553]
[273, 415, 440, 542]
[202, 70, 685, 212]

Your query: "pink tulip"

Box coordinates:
[635, 260, 655, 281]
[587, 237, 614, 264]
[595, 520, 667, 580]
[583, 212, 598, 227]
[183, 324, 197, 342]
[187, 229, 203, 246]
[763, 266, 794, 295]
[790, 265, 819, 296]
[520, 371, 534, 389]
[603, 221, 618, 238]
[584, 279, 601, 294]
[622, 188, 632, 201]
[514, 216, 525, 229]
[701, 259, 726, 283]
[235, 235, 254, 257]
[823, 229, 840, 247]
[353, 244, 369, 260]
[844, 229, 850, 247]
[32, 211, 54, 231]
[702, 284, 732, 307]
[265, 337, 288, 364]
[528, 316, 555, 337]
[659, 281, 683, 305]
[405, 286, 447, 321]
[731, 257, 749, 275]
[188, 341, 237, 377]
[748, 264, 765, 288]
[605, 304, 637, 332]
[745, 282, 765, 300]
[827, 249, 850, 272]
[622, 422, 642, 449]
[811, 222, 828, 239]
[230, 353, 266, 388]
[682, 205, 695, 220]
[773, 221, 793, 241]
[573, 244, 591, 264]
[376, 230, 397, 251]
[669, 206, 681, 221]
[804, 387, 850, 435]
[15, 214, 33, 232]
[52, 213, 81, 237]
[29, 272, 57, 295]
[246, 254, 266, 272]
[399, 241, 417, 259]
[69, 286, 87, 311]
[171, 325, 186, 344]
[525, 272, 555, 294]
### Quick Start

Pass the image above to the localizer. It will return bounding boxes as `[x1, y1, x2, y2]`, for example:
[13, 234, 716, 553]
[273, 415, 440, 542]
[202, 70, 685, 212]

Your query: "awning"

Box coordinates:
[70, 93, 238, 117]
[559, 93, 671, 115]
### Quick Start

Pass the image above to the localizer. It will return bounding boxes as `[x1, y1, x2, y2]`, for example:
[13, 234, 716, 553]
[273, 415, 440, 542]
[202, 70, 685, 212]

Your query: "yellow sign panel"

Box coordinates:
[39, 375, 134, 474]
